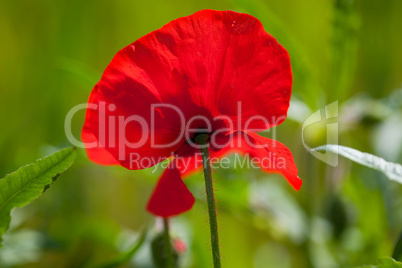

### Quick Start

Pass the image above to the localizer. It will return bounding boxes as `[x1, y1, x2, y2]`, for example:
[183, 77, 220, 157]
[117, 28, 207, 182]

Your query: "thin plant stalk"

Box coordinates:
[196, 134, 221, 268]
[163, 218, 175, 268]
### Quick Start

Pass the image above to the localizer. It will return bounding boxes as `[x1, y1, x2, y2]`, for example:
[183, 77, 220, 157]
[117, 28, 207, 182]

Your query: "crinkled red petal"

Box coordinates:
[82, 10, 292, 168]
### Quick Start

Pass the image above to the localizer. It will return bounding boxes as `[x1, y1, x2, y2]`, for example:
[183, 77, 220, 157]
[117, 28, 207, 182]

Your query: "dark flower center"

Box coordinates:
[194, 132, 210, 145]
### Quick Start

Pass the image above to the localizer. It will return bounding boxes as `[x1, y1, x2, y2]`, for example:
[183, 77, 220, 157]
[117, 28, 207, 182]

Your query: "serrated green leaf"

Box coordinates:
[312, 145, 402, 184]
[0, 147, 76, 247]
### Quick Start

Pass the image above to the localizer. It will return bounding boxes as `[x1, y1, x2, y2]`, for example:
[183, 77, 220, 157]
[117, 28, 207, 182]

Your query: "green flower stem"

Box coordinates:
[163, 218, 174, 268]
[196, 134, 221, 268]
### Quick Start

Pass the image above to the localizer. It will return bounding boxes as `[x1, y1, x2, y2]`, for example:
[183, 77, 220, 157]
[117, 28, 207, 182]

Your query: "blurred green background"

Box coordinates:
[1, 0, 402, 267]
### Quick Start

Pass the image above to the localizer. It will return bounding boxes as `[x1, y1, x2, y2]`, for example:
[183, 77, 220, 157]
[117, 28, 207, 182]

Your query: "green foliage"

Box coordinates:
[329, 0, 359, 101]
[358, 257, 402, 268]
[393, 233, 402, 261]
[94, 226, 148, 268]
[0, 147, 76, 247]
[1, 0, 402, 267]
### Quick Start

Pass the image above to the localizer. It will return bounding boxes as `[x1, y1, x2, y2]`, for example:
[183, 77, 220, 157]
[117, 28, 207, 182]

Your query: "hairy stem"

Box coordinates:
[196, 134, 221, 268]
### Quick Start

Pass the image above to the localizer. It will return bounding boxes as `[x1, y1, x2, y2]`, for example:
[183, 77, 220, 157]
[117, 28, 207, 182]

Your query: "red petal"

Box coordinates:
[82, 81, 184, 169]
[241, 132, 302, 190]
[175, 131, 301, 190]
[146, 162, 195, 217]
[146, 9, 292, 130]
[82, 10, 292, 168]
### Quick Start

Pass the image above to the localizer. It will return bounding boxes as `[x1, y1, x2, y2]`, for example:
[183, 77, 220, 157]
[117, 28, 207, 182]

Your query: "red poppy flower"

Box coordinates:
[82, 9, 302, 218]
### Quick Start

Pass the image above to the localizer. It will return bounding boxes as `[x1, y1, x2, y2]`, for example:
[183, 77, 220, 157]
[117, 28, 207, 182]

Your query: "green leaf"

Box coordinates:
[0, 147, 76, 246]
[357, 257, 402, 267]
[393, 233, 402, 261]
[328, 0, 360, 101]
[312, 145, 402, 184]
